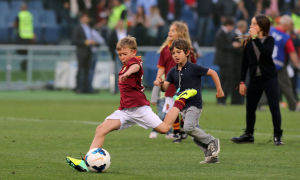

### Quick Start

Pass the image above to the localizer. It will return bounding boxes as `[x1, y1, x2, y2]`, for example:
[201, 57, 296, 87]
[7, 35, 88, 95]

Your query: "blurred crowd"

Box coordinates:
[3, 0, 300, 46]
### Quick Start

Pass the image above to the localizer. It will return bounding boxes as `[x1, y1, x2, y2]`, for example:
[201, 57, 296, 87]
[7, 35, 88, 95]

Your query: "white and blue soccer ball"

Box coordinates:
[85, 148, 111, 173]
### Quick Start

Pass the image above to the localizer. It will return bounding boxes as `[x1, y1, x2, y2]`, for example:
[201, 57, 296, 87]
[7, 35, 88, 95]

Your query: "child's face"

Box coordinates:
[168, 25, 178, 42]
[117, 47, 136, 64]
[171, 47, 189, 64]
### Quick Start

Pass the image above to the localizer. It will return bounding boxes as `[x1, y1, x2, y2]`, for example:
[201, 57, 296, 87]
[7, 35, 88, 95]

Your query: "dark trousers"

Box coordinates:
[246, 76, 282, 136]
[218, 64, 234, 104]
[76, 54, 91, 93]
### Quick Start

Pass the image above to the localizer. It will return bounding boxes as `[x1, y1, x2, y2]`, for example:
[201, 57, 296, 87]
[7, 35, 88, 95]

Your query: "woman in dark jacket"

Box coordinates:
[231, 15, 283, 145]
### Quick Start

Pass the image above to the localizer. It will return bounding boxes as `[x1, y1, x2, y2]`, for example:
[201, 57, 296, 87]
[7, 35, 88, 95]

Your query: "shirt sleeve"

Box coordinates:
[194, 64, 209, 76]
[127, 58, 141, 70]
[285, 38, 295, 54]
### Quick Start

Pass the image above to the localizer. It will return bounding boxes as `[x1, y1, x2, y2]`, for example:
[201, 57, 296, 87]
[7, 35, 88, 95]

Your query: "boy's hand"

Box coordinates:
[239, 83, 247, 96]
[216, 88, 224, 98]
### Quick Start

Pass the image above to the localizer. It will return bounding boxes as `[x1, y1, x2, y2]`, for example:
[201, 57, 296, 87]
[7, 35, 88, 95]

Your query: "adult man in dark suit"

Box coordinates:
[214, 18, 240, 105]
[73, 12, 105, 93]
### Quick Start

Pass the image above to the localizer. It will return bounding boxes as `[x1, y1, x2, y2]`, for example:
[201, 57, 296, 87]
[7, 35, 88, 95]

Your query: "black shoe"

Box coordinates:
[274, 136, 283, 145]
[231, 133, 254, 143]
[180, 131, 188, 140]
[274, 130, 283, 145]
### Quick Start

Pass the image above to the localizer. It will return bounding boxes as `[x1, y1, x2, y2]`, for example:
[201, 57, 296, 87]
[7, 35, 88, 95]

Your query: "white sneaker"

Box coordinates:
[149, 131, 158, 139]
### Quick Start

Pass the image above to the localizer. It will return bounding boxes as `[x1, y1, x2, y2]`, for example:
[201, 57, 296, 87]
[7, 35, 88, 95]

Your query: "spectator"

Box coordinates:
[148, 6, 165, 45]
[216, 0, 238, 23]
[136, 0, 157, 16]
[94, 0, 109, 41]
[265, 0, 280, 18]
[108, 20, 128, 94]
[237, 0, 262, 23]
[270, 15, 300, 111]
[131, 6, 150, 45]
[14, 3, 35, 72]
[78, 0, 98, 24]
[196, 0, 214, 46]
[231, 14, 283, 145]
[109, 20, 128, 61]
[157, 0, 182, 24]
[213, 18, 237, 105]
[107, 0, 127, 30]
[278, 0, 295, 15]
[73, 12, 104, 94]
[58, 1, 74, 43]
[124, 0, 137, 29]
[231, 20, 248, 105]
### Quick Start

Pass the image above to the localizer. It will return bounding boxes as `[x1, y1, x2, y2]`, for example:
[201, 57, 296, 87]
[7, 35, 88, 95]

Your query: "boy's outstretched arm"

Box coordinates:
[207, 69, 224, 98]
[119, 64, 140, 82]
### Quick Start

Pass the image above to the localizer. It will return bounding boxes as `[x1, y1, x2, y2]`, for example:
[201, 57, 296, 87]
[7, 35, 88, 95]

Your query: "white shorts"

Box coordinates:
[162, 97, 175, 113]
[105, 105, 162, 130]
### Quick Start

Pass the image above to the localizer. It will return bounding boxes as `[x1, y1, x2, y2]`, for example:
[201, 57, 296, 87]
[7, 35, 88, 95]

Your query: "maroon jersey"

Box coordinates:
[118, 57, 150, 110]
[157, 45, 197, 97]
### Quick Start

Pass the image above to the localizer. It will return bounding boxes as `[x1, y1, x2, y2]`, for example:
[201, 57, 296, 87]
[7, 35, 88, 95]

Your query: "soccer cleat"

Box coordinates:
[231, 133, 254, 143]
[66, 156, 88, 172]
[175, 89, 197, 100]
[149, 131, 158, 139]
[207, 139, 220, 157]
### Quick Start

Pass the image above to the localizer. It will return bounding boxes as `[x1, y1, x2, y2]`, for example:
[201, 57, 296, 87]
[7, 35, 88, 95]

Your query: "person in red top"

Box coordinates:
[66, 36, 198, 172]
[150, 21, 197, 142]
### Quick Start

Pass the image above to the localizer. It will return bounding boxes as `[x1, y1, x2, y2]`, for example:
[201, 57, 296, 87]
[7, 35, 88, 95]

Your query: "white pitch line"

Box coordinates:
[1, 116, 300, 138]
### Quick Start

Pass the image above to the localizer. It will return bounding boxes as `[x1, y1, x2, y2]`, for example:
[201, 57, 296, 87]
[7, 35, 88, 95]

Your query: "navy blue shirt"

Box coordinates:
[166, 61, 209, 109]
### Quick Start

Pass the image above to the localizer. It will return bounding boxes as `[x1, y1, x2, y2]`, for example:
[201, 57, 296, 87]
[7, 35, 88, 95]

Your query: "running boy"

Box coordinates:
[66, 36, 197, 171]
[159, 38, 225, 164]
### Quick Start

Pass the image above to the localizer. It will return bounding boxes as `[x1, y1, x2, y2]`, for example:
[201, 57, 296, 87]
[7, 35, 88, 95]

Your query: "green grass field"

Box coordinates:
[0, 90, 299, 180]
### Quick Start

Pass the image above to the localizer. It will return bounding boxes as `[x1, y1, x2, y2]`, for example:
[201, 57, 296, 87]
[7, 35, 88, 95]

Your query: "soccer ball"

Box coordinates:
[85, 148, 111, 173]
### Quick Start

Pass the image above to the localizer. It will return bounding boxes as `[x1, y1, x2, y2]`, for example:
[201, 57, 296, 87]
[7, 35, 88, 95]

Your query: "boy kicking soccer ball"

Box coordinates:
[66, 36, 197, 172]
[159, 38, 225, 164]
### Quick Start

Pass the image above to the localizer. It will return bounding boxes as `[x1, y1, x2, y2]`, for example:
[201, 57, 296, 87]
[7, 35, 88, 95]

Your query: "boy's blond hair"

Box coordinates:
[158, 21, 192, 53]
[116, 36, 137, 51]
